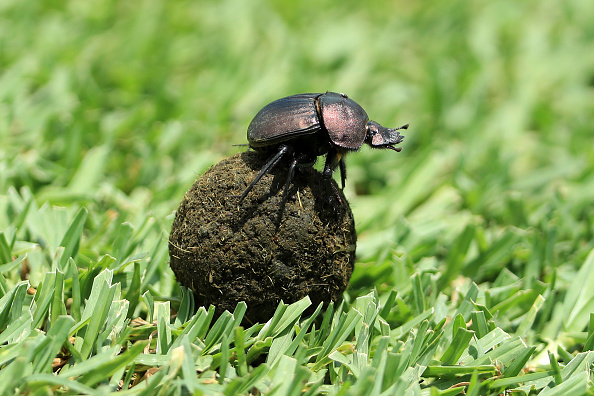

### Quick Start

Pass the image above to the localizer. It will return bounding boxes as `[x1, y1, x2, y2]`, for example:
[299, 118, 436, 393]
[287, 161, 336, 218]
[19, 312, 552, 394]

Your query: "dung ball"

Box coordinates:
[169, 151, 356, 324]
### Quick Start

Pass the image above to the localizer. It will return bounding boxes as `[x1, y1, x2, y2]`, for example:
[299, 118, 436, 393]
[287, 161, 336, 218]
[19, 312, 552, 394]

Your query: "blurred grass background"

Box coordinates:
[1, 0, 594, 393]
[2, 0, 593, 273]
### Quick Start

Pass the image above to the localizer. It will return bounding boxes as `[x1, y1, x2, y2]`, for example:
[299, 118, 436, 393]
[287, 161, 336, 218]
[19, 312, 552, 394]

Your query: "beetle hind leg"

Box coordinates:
[240, 145, 290, 202]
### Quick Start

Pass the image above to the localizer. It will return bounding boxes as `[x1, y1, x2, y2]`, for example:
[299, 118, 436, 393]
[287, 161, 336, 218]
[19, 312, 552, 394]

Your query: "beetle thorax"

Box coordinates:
[317, 93, 369, 151]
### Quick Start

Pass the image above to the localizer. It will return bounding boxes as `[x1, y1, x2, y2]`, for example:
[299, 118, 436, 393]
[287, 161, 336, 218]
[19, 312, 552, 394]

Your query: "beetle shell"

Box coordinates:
[247, 93, 322, 148]
[318, 92, 368, 150]
[247, 92, 370, 152]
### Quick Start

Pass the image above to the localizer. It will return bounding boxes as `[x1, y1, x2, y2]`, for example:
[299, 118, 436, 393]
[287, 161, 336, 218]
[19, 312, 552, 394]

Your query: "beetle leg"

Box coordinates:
[321, 150, 346, 206]
[322, 149, 339, 179]
[329, 182, 344, 207]
[339, 157, 347, 190]
[322, 152, 345, 206]
[240, 144, 290, 202]
[276, 157, 299, 229]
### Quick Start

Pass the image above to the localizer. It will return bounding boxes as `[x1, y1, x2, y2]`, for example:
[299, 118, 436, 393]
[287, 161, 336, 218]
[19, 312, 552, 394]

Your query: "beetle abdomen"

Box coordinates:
[247, 93, 323, 148]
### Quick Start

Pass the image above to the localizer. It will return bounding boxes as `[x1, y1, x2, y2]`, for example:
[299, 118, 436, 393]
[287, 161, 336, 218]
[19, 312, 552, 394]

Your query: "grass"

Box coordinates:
[1, 0, 594, 394]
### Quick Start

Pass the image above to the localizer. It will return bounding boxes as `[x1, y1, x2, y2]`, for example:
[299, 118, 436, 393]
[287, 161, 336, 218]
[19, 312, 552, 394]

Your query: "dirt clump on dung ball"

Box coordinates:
[169, 151, 356, 324]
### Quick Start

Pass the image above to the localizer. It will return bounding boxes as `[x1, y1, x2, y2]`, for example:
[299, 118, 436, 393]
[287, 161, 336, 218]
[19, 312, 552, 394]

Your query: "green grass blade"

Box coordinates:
[441, 328, 474, 365]
[57, 207, 88, 270]
[156, 300, 172, 354]
[32, 315, 75, 373]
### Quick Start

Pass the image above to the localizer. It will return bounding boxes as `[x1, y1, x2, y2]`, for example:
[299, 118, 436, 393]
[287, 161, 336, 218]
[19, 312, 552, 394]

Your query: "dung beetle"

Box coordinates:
[240, 91, 408, 223]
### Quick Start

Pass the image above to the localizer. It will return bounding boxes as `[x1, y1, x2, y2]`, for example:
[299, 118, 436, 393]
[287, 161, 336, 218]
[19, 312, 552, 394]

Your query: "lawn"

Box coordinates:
[1, 0, 594, 394]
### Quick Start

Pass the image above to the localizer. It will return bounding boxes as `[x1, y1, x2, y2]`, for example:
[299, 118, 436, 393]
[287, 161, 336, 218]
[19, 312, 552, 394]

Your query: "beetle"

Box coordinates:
[240, 91, 407, 223]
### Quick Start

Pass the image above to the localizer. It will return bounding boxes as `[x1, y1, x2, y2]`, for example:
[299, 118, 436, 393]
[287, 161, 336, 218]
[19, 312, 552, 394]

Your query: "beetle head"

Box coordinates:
[365, 121, 407, 151]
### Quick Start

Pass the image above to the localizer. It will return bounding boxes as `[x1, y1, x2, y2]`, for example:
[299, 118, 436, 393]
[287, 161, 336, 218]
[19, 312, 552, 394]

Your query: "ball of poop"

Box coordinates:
[169, 151, 357, 324]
